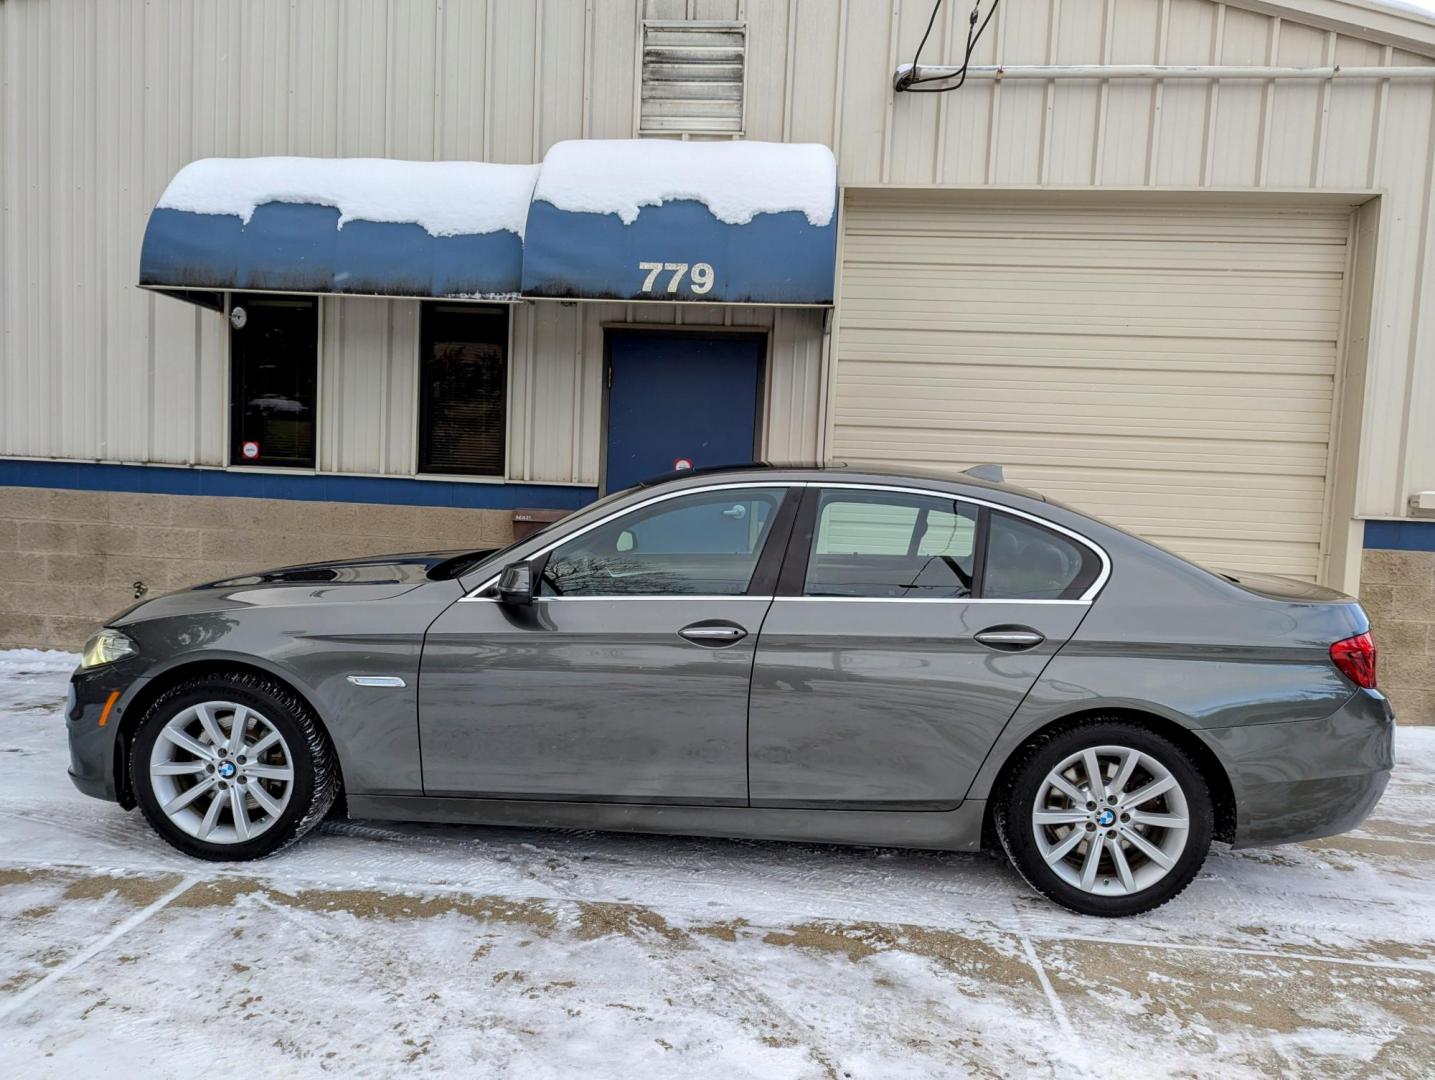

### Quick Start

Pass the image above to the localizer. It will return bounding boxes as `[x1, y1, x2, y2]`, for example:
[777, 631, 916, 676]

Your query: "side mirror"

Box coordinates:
[496, 561, 535, 606]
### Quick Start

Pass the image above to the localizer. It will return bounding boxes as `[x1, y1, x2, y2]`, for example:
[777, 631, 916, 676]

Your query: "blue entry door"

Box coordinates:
[603, 331, 763, 492]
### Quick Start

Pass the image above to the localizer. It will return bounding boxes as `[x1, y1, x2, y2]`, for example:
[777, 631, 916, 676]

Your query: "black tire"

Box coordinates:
[995, 719, 1213, 917]
[130, 671, 339, 861]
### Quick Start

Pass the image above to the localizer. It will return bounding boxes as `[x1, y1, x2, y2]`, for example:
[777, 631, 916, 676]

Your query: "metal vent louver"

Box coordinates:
[639, 21, 746, 136]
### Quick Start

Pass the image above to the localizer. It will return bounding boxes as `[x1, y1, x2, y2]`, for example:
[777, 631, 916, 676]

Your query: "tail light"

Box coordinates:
[1330, 631, 1377, 689]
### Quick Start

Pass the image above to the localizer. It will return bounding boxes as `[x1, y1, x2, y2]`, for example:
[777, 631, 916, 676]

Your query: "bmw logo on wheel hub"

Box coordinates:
[217, 760, 238, 780]
[1096, 808, 1116, 828]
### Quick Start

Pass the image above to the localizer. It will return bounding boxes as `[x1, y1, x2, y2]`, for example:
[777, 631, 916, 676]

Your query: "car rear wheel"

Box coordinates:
[130, 672, 338, 861]
[995, 720, 1213, 917]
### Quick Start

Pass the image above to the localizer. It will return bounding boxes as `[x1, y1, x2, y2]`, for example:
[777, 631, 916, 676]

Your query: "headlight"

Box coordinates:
[79, 628, 138, 670]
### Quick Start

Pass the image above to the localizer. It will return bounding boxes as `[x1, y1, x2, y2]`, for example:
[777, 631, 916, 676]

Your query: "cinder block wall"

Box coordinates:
[0, 486, 514, 650]
[1361, 548, 1435, 726]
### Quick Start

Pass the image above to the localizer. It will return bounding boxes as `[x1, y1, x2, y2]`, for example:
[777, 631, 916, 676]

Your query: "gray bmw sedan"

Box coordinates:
[66, 465, 1393, 917]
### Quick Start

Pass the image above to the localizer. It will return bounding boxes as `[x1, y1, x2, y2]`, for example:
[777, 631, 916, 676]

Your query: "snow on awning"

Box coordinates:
[139, 158, 538, 302]
[520, 140, 838, 305]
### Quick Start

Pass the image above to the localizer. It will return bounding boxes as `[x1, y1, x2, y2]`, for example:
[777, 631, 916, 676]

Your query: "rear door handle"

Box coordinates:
[974, 626, 1046, 652]
[679, 621, 748, 647]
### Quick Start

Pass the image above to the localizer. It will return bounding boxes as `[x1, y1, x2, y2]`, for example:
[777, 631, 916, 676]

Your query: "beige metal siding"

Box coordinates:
[1, 0, 1433, 523]
[834, 192, 1352, 578]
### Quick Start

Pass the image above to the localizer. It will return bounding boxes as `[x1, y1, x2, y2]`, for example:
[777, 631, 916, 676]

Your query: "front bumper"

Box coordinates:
[66, 661, 149, 806]
[1198, 688, 1395, 849]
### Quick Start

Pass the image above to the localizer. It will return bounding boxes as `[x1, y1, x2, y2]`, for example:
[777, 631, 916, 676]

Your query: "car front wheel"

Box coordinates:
[130, 672, 338, 861]
[995, 720, 1214, 917]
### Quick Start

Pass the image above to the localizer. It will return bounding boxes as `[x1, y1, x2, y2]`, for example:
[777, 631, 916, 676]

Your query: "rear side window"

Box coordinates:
[982, 511, 1100, 600]
[805, 491, 978, 598]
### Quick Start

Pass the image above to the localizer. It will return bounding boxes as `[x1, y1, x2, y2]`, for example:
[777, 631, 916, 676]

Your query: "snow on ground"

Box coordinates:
[1, 650, 1433, 1077]
[157, 158, 541, 237]
[532, 140, 837, 226]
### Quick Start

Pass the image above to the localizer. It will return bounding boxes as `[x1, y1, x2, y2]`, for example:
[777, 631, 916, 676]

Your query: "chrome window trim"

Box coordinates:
[461, 595, 778, 604]
[460, 481, 808, 600]
[812, 482, 1112, 603]
[459, 478, 1113, 604]
[772, 597, 1092, 605]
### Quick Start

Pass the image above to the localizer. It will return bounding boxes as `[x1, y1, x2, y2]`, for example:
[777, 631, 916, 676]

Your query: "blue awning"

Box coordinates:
[521, 140, 838, 305]
[139, 158, 538, 301]
[139, 144, 839, 308]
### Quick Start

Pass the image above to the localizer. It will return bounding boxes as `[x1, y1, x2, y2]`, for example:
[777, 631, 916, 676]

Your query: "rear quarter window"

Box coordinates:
[982, 511, 1101, 601]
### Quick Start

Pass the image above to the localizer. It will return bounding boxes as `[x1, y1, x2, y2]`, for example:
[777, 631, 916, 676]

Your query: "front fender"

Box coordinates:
[108, 584, 461, 797]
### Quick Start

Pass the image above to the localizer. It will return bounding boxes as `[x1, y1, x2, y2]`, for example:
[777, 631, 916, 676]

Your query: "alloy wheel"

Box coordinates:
[1030, 743, 1191, 897]
[147, 700, 295, 844]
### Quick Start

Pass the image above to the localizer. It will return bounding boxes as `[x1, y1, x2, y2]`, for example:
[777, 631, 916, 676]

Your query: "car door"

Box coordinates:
[747, 484, 1103, 809]
[418, 484, 798, 803]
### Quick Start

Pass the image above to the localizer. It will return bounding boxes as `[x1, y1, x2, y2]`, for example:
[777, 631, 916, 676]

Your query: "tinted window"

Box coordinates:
[983, 511, 1100, 600]
[805, 491, 977, 598]
[541, 487, 785, 597]
[229, 296, 317, 468]
[419, 304, 508, 476]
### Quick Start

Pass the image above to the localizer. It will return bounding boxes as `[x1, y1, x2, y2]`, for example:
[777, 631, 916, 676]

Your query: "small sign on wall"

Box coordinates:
[241, 441, 261, 461]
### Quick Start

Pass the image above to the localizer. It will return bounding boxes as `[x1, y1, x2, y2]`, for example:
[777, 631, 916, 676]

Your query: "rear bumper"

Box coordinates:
[1198, 689, 1395, 849]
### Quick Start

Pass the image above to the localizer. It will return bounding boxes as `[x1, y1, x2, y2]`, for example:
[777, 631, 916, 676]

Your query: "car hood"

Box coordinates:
[109, 550, 473, 626]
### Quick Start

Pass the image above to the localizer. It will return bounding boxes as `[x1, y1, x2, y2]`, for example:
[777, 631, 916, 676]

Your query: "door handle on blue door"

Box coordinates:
[679, 622, 748, 647]
[974, 626, 1045, 651]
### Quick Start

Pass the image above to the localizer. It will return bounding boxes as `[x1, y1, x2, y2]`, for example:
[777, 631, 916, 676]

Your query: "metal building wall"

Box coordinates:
[1, 0, 1433, 514]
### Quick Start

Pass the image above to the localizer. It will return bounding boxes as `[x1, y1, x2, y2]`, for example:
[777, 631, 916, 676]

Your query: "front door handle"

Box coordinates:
[679, 621, 748, 647]
[974, 626, 1046, 652]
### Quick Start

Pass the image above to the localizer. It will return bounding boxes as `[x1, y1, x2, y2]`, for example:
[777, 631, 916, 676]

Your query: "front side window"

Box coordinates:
[419, 304, 508, 476]
[540, 487, 786, 597]
[229, 295, 318, 468]
[982, 511, 1101, 600]
[805, 490, 978, 599]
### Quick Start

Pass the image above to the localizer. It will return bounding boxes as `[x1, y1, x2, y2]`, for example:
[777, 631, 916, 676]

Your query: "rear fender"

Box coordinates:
[964, 652, 1356, 801]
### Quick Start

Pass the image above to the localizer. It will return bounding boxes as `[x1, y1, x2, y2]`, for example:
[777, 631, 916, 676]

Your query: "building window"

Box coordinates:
[228, 295, 318, 469]
[419, 304, 509, 477]
[639, 21, 746, 135]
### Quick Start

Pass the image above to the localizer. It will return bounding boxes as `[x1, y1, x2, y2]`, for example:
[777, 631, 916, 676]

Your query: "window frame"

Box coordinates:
[226, 293, 320, 470]
[460, 480, 1110, 604]
[417, 302, 511, 478]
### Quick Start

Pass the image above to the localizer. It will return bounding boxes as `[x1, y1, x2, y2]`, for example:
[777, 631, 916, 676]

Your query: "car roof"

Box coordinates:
[637, 460, 1048, 501]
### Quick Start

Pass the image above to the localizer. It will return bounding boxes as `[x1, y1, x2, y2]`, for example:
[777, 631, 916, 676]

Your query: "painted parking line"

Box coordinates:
[1017, 930, 1435, 976]
[0, 875, 200, 1024]
[1019, 931, 1094, 1080]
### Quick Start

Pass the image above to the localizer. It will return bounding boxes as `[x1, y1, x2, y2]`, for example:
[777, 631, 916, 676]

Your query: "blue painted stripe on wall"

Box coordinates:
[0, 459, 596, 511]
[140, 203, 524, 299]
[1364, 520, 1435, 552]
[521, 198, 837, 305]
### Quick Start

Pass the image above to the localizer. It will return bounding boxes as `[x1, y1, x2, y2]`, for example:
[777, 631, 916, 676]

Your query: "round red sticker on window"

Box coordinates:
[241, 441, 260, 460]
[673, 458, 693, 471]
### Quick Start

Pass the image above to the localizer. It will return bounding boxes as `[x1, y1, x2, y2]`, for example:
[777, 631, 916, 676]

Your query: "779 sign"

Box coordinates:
[637, 261, 715, 296]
